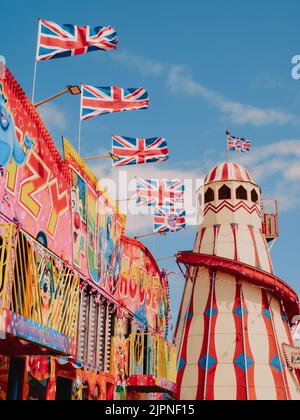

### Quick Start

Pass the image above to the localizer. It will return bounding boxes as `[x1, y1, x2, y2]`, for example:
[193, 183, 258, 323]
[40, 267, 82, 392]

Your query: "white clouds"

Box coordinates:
[109, 51, 296, 128]
[236, 139, 300, 211]
[38, 103, 67, 131]
[168, 66, 296, 127]
[110, 49, 164, 76]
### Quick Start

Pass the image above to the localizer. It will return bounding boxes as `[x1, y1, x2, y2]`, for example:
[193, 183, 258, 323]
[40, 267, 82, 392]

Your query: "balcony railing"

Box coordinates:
[261, 199, 279, 242]
[0, 223, 80, 356]
[127, 333, 176, 394]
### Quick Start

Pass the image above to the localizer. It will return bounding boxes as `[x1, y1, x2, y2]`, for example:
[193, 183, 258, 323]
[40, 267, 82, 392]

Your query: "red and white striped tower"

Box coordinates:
[175, 161, 300, 400]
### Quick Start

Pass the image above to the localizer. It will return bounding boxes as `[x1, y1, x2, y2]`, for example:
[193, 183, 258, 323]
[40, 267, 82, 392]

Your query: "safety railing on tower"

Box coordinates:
[0, 223, 80, 356]
[127, 332, 176, 394]
[261, 199, 279, 242]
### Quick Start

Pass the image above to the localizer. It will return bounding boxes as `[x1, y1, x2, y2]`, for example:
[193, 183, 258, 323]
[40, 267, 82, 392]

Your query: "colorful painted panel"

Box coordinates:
[63, 138, 125, 291]
[118, 237, 169, 332]
[0, 357, 9, 400]
[0, 69, 72, 261]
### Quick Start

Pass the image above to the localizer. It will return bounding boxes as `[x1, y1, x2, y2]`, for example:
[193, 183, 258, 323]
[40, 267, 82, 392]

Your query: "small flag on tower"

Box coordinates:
[226, 130, 251, 153]
[136, 179, 184, 208]
[153, 207, 186, 233]
[81, 85, 149, 121]
[112, 135, 169, 167]
[36, 19, 118, 61]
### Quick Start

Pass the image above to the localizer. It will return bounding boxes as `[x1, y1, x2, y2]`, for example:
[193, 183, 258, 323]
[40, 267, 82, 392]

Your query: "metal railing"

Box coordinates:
[261, 199, 279, 242]
[0, 223, 80, 340]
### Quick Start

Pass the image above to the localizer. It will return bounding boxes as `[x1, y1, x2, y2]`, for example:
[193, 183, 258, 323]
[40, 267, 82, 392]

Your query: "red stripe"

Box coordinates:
[175, 268, 198, 399]
[196, 269, 218, 400]
[221, 163, 229, 180]
[232, 280, 248, 400]
[261, 291, 290, 400]
[230, 223, 239, 261]
[204, 201, 260, 217]
[248, 225, 261, 268]
[208, 165, 218, 183]
[197, 227, 207, 253]
[213, 225, 221, 256]
[233, 163, 243, 181]
[241, 289, 257, 400]
[245, 169, 252, 182]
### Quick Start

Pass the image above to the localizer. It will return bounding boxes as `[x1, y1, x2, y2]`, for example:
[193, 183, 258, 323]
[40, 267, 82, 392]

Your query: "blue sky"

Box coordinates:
[1, 0, 300, 325]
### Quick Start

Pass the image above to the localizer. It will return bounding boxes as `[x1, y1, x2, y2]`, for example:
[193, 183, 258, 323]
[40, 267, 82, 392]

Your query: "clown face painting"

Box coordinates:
[39, 262, 54, 324]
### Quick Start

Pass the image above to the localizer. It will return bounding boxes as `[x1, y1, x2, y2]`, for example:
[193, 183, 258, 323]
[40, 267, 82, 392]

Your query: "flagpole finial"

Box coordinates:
[226, 129, 230, 135]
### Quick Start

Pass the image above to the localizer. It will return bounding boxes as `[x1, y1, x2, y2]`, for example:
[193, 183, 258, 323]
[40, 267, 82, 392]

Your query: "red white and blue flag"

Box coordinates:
[112, 135, 169, 167]
[81, 85, 149, 121]
[227, 131, 251, 153]
[36, 19, 118, 61]
[153, 207, 186, 233]
[136, 179, 184, 208]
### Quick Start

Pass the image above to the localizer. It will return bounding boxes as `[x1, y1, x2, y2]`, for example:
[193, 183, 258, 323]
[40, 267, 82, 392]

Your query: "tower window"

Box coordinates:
[251, 189, 258, 203]
[204, 188, 214, 203]
[218, 185, 231, 200]
[236, 186, 248, 200]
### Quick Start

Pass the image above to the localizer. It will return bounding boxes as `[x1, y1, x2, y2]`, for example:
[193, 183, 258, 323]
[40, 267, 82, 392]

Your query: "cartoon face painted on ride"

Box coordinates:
[0, 84, 35, 168]
[64, 139, 125, 290]
[39, 263, 54, 323]
[167, 214, 178, 228]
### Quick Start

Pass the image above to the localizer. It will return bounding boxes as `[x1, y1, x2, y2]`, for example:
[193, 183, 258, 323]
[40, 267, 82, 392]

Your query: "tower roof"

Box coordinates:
[204, 161, 254, 184]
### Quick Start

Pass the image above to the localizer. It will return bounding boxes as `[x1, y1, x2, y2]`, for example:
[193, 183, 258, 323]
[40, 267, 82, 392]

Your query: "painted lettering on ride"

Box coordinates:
[119, 253, 161, 313]
[47, 180, 68, 237]
[19, 151, 50, 218]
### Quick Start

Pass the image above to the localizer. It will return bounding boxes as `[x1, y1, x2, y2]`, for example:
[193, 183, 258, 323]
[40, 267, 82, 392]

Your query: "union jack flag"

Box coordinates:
[36, 19, 118, 61]
[112, 135, 169, 167]
[227, 132, 251, 153]
[153, 207, 186, 233]
[136, 179, 184, 208]
[81, 85, 149, 121]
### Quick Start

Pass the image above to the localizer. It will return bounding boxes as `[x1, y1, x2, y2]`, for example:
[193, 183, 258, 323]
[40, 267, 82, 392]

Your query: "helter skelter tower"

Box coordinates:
[175, 161, 300, 400]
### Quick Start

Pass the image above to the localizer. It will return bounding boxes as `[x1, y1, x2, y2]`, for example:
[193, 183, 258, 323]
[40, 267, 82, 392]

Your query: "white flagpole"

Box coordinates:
[31, 61, 38, 104]
[78, 83, 82, 154]
[32, 18, 41, 104]
[78, 118, 82, 155]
